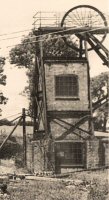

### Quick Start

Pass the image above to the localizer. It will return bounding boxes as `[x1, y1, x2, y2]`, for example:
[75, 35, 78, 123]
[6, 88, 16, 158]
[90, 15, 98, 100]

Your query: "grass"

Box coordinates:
[4, 169, 108, 200]
[8, 180, 84, 200]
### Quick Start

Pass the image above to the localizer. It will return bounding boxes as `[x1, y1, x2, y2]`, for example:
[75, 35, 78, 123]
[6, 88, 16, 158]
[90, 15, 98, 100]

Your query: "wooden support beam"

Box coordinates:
[33, 54, 39, 139]
[86, 36, 109, 66]
[39, 35, 48, 136]
[22, 108, 27, 166]
[0, 116, 22, 152]
[88, 33, 109, 56]
[92, 95, 108, 111]
[84, 39, 94, 136]
[52, 119, 86, 140]
[55, 115, 91, 140]
[48, 110, 90, 119]
[34, 26, 109, 35]
[55, 118, 91, 135]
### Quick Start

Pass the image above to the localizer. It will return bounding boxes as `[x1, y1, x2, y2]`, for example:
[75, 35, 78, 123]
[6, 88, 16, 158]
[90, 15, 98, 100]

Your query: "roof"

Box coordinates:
[94, 131, 109, 138]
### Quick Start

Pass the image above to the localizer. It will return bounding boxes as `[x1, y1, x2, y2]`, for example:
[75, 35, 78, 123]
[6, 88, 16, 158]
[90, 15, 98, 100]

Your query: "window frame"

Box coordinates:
[55, 141, 84, 167]
[55, 74, 79, 100]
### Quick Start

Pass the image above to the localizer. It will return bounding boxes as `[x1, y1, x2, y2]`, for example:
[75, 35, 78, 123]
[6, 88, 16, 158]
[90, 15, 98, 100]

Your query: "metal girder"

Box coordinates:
[86, 33, 109, 66]
[34, 26, 109, 35]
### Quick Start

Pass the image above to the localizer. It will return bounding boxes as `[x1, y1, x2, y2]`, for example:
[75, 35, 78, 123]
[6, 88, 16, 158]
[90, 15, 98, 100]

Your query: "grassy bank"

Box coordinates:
[4, 169, 108, 200]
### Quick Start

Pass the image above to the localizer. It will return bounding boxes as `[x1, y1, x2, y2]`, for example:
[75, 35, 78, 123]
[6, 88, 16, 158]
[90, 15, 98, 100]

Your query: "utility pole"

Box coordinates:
[22, 108, 27, 166]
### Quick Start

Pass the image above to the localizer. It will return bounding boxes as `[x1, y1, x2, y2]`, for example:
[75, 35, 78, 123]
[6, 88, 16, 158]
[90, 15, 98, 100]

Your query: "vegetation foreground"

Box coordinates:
[0, 169, 108, 200]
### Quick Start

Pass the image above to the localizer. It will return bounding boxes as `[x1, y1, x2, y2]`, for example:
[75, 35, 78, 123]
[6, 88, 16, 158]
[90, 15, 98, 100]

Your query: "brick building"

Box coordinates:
[26, 5, 109, 174]
[26, 58, 109, 174]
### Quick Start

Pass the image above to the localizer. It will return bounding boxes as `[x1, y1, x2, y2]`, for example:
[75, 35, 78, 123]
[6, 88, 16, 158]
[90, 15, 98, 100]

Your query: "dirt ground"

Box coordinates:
[0, 169, 108, 200]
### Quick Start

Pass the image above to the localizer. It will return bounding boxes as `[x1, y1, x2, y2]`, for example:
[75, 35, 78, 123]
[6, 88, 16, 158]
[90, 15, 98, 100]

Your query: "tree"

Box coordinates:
[9, 32, 109, 132]
[9, 33, 36, 68]
[91, 72, 109, 132]
[0, 57, 8, 115]
[9, 32, 77, 114]
[9, 32, 77, 67]
[0, 118, 13, 126]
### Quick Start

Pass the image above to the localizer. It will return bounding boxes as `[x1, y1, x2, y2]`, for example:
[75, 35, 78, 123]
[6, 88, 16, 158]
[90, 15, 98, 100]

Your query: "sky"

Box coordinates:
[0, 0, 109, 119]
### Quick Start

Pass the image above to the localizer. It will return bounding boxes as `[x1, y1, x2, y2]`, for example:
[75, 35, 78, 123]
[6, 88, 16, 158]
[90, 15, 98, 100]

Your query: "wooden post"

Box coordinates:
[79, 37, 83, 58]
[33, 55, 39, 140]
[22, 108, 27, 166]
[39, 35, 48, 136]
[106, 73, 109, 131]
[84, 38, 94, 137]
[33, 37, 40, 140]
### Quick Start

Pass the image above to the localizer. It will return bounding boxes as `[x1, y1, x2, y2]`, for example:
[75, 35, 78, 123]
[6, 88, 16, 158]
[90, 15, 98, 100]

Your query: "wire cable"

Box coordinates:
[0, 25, 108, 43]
[0, 29, 32, 37]
[6, 26, 109, 49]
[0, 26, 107, 52]
[0, 10, 108, 37]
[0, 112, 22, 121]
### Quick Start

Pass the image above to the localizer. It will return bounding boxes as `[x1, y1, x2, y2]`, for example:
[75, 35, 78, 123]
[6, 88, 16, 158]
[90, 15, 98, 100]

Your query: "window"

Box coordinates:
[55, 75, 79, 98]
[55, 142, 83, 166]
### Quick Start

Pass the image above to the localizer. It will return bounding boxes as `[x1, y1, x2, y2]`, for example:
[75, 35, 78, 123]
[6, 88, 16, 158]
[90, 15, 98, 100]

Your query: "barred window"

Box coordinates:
[55, 142, 83, 166]
[55, 75, 79, 97]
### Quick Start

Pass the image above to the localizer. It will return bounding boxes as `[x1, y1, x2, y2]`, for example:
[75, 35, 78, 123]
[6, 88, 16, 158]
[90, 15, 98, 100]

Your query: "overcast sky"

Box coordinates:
[0, 0, 109, 119]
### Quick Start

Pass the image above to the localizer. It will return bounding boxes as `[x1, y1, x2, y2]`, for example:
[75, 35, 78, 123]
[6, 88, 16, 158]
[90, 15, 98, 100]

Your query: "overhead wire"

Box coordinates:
[0, 27, 76, 43]
[0, 29, 32, 37]
[6, 35, 70, 49]
[0, 15, 107, 37]
[4, 26, 109, 50]
[0, 9, 108, 40]
[0, 112, 22, 121]
[0, 110, 32, 124]
[0, 25, 107, 56]
[0, 24, 107, 41]
[0, 35, 27, 42]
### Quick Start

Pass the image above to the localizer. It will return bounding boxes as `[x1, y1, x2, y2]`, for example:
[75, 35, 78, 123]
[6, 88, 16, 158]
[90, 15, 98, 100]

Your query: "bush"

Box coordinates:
[0, 135, 22, 159]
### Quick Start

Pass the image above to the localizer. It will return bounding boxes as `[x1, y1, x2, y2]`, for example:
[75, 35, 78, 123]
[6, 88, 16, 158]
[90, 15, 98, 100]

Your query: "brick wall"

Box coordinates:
[26, 60, 93, 173]
[26, 60, 108, 173]
[49, 118, 89, 139]
[45, 61, 89, 111]
[103, 141, 109, 167]
[26, 139, 45, 173]
[45, 61, 90, 140]
[26, 139, 34, 172]
[26, 138, 55, 173]
[86, 139, 100, 169]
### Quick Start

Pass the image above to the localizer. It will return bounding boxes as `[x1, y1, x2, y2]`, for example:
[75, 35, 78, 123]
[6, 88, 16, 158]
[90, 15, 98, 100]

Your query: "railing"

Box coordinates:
[33, 11, 64, 29]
